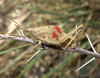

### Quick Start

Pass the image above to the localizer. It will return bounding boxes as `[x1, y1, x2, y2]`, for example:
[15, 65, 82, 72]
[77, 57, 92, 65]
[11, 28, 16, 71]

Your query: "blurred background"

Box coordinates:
[0, 0, 100, 78]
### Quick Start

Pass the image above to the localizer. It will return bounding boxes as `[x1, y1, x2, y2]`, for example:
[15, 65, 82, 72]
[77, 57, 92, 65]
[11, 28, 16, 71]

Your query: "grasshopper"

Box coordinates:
[11, 20, 98, 73]
[12, 20, 83, 50]
[12, 20, 83, 64]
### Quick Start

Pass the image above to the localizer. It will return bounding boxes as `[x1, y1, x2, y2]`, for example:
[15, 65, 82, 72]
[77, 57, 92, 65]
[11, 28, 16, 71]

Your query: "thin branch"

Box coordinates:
[63, 48, 100, 58]
[0, 34, 35, 44]
[0, 34, 100, 58]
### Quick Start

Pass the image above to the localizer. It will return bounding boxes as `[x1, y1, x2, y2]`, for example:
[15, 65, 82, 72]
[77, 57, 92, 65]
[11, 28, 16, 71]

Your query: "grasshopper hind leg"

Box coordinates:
[65, 28, 81, 49]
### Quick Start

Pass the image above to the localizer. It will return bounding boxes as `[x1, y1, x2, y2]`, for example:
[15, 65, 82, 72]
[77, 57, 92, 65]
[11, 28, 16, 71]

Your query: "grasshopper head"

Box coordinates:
[26, 28, 39, 42]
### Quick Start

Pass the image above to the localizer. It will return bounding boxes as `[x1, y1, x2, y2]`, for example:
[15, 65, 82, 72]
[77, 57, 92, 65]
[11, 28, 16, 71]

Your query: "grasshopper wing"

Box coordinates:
[28, 26, 65, 46]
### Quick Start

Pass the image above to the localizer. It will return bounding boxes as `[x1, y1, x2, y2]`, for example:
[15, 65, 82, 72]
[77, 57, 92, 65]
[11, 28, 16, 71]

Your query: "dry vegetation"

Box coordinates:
[0, 0, 100, 78]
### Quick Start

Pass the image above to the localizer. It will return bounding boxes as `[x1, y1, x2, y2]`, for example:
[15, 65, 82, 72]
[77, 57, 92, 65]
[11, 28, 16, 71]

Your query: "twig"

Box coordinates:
[0, 34, 35, 44]
[0, 34, 100, 58]
[63, 48, 100, 58]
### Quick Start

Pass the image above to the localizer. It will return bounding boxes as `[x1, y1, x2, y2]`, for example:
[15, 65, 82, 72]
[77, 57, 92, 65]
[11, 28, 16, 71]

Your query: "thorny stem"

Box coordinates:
[74, 34, 97, 72]
[0, 34, 100, 58]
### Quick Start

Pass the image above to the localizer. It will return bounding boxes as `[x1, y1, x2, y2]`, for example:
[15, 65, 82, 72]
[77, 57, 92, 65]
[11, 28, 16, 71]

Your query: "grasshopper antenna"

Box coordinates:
[11, 19, 26, 31]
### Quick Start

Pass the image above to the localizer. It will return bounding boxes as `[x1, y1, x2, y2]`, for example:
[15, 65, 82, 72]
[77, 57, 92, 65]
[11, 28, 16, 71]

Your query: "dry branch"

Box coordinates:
[0, 34, 100, 58]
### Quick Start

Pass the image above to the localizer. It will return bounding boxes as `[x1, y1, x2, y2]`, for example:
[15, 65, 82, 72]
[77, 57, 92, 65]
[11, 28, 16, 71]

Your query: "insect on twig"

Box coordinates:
[12, 19, 83, 64]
